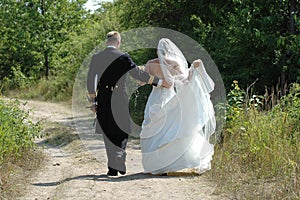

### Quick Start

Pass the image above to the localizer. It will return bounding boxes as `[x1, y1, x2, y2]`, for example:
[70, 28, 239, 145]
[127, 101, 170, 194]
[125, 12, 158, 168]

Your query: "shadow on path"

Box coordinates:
[30, 172, 193, 187]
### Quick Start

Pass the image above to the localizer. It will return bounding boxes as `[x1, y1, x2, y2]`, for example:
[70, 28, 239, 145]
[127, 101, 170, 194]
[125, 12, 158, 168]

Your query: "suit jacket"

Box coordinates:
[87, 47, 159, 146]
[87, 47, 159, 95]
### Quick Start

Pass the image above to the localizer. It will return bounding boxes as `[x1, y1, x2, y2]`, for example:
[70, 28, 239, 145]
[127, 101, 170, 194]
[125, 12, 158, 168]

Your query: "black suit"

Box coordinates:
[87, 47, 159, 173]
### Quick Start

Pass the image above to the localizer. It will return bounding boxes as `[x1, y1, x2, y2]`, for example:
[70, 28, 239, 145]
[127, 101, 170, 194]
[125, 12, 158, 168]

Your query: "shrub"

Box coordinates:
[211, 82, 300, 199]
[0, 98, 41, 165]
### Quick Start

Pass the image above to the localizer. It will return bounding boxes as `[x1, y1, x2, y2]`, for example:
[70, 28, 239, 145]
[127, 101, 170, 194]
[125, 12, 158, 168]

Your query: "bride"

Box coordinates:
[140, 38, 216, 175]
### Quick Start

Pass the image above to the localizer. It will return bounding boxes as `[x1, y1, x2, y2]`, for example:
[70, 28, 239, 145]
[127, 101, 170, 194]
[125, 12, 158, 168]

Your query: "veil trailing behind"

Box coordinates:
[140, 38, 216, 174]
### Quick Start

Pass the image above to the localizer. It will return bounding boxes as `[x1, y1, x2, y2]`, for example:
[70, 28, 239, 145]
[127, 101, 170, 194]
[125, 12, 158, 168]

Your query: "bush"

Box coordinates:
[211, 82, 300, 199]
[0, 98, 41, 165]
[0, 98, 41, 198]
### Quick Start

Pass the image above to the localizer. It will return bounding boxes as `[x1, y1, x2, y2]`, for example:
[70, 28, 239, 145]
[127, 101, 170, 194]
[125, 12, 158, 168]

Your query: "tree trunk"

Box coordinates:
[280, 0, 297, 96]
[289, 0, 296, 34]
[45, 51, 49, 79]
[41, 0, 50, 79]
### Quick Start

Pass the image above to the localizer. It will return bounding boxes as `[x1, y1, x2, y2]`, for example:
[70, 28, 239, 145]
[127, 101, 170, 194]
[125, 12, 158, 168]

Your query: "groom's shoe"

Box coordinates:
[118, 170, 126, 175]
[107, 168, 118, 176]
[107, 170, 118, 176]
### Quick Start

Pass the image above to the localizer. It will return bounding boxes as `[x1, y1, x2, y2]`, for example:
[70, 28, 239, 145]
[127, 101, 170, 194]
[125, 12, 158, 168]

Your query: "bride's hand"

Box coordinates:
[192, 59, 203, 68]
[192, 59, 206, 76]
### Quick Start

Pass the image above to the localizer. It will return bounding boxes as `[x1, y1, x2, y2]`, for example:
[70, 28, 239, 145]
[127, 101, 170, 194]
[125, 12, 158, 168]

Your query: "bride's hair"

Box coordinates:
[157, 38, 188, 84]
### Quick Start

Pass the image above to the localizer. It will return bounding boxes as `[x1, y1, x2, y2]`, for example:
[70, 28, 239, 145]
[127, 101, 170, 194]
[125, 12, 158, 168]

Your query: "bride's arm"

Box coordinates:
[191, 59, 215, 92]
[145, 59, 164, 79]
[164, 58, 185, 75]
[187, 59, 204, 80]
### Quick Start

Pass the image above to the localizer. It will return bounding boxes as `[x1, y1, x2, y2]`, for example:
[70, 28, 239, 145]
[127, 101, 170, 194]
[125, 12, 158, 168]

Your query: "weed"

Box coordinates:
[211, 82, 300, 199]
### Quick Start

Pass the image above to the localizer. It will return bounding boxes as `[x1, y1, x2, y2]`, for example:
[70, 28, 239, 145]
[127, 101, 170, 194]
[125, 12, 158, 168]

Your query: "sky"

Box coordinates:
[84, 0, 113, 12]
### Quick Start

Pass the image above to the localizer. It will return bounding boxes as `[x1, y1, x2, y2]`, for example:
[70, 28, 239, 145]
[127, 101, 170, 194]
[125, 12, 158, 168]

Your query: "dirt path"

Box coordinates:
[18, 100, 230, 200]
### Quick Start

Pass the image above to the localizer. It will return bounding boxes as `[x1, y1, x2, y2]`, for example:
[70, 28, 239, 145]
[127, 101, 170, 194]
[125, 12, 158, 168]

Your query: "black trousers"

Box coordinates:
[97, 90, 130, 172]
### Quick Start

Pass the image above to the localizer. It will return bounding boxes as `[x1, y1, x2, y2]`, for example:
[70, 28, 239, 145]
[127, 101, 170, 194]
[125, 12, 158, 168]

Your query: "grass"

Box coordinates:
[0, 149, 44, 200]
[2, 77, 72, 101]
[41, 123, 80, 147]
[0, 98, 43, 200]
[0, 97, 79, 200]
[209, 82, 300, 199]
[1, 81, 299, 199]
[0, 119, 81, 200]
[211, 111, 299, 199]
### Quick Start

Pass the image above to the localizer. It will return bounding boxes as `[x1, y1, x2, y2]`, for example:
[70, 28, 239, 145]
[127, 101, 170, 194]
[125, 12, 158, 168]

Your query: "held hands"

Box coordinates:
[138, 81, 146, 86]
[161, 79, 172, 88]
[89, 103, 97, 113]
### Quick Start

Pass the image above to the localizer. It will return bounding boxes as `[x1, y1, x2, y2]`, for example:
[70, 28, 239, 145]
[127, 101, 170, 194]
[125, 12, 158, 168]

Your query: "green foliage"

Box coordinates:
[0, 0, 43, 80]
[0, 0, 299, 198]
[20, 78, 70, 101]
[0, 98, 42, 199]
[226, 80, 246, 123]
[100, 0, 300, 93]
[279, 83, 300, 133]
[129, 84, 152, 125]
[0, 99, 41, 165]
[0, 0, 88, 84]
[212, 82, 300, 199]
[192, 0, 299, 92]
[2, 0, 299, 99]
[0, 66, 32, 92]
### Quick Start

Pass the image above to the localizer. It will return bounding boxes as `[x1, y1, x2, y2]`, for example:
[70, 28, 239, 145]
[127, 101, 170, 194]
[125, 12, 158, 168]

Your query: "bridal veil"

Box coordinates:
[140, 38, 216, 174]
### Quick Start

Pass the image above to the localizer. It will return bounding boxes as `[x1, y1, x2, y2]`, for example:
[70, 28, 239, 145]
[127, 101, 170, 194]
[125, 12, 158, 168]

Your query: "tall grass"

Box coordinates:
[0, 98, 41, 199]
[211, 81, 300, 199]
[2, 77, 73, 101]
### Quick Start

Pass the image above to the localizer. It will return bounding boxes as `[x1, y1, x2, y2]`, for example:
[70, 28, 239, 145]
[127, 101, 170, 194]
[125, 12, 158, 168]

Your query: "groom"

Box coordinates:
[87, 31, 170, 176]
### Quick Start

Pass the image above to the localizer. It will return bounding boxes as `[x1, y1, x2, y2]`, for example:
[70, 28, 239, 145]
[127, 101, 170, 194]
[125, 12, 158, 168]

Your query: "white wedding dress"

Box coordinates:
[140, 38, 216, 174]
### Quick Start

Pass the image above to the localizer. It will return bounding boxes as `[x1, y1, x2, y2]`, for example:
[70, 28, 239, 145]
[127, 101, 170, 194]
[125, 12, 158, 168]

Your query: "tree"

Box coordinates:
[0, 0, 88, 83]
[191, 0, 300, 93]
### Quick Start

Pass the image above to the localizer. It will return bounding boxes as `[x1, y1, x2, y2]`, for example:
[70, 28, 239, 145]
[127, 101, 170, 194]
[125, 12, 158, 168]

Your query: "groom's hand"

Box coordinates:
[87, 93, 97, 113]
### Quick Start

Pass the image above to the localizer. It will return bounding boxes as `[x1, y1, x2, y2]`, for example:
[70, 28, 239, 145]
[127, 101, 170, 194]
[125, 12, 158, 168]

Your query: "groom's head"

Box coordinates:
[106, 31, 121, 49]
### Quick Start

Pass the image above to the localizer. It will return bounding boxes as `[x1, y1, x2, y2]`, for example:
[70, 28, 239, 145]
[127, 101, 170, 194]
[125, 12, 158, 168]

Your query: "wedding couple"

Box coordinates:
[87, 31, 215, 177]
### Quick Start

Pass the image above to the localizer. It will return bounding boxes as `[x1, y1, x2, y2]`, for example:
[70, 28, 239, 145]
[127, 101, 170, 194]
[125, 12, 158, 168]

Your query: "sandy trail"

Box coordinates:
[18, 100, 229, 200]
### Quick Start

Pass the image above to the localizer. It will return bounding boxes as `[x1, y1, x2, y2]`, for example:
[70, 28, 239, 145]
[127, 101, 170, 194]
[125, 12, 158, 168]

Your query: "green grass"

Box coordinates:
[210, 83, 300, 199]
[0, 99, 41, 165]
[0, 98, 42, 199]
[1, 80, 299, 199]
[2, 77, 73, 101]
[0, 98, 80, 199]
[41, 122, 80, 147]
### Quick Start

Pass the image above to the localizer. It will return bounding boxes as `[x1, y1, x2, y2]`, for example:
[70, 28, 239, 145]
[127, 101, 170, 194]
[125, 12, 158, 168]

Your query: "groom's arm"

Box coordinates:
[123, 53, 160, 86]
[86, 54, 98, 113]
[87, 54, 98, 95]
[123, 53, 171, 88]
